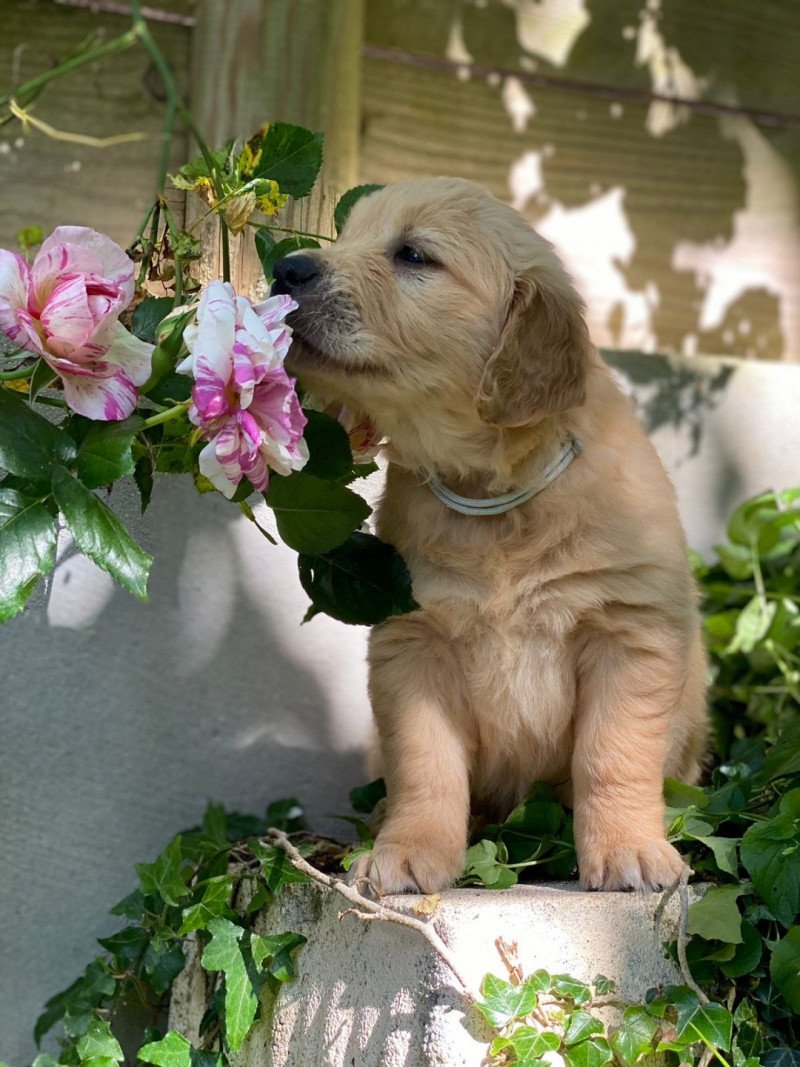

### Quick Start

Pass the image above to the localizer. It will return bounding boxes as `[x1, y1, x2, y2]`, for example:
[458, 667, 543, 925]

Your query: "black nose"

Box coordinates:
[272, 254, 320, 295]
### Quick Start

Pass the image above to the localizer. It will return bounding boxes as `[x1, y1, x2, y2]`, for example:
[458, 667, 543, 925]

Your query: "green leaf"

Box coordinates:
[298, 531, 418, 625]
[135, 836, 189, 907]
[109, 889, 145, 920]
[728, 595, 777, 654]
[34, 959, 115, 1044]
[301, 409, 353, 481]
[52, 466, 153, 600]
[334, 184, 384, 233]
[349, 778, 386, 815]
[0, 386, 76, 480]
[676, 1000, 733, 1051]
[610, 1005, 658, 1065]
[254, 229, 320, 280]
[461, 839, 517, 888]
[764, 1050, 800, 1067]
[687, 884, 747, 943]
[741, 809, 800, 925]
[0, 487, 57, 622]
[551, 974, 592, 1006]
[690, 834, 739, 877]
[143, 935, 186, 995]
[76, 417, 142, 489]
[265, 796, 305, 832]
[132, 297, 174, 343]
[265, 471, 370, 554]
[97, 926, 149, 969]
[490, 1026, 560, 1061]
[475, 973, 540, 1028]
[179, 875, 236, 934]
[565, 1009, 605, 1045]
[250, 931, 307, 981]
[29, 357, 59, 402]
[255, 123, 323, 198]
[134, 456, 154, 513]
[720, 919, 763, 977]
[139, 1030, 223, 1067]
[664, 778, 709, 810]
[75, 1019, 123, 1064]
[200, 918, 259, 1053]
[249, 840, 309, 893]
[563, 1036, 613, 1067]
[771, 926, 800, 1012]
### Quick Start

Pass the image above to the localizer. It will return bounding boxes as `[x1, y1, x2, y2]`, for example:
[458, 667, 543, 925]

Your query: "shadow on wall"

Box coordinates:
[0, 476, 370, 1065]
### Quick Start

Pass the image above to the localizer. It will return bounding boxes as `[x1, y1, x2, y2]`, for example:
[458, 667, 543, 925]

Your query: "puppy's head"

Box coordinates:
[276, 178, 590, 431]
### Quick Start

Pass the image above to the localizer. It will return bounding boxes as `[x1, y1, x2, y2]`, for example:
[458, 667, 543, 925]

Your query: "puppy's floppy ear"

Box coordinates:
[476, 269, 590, 427]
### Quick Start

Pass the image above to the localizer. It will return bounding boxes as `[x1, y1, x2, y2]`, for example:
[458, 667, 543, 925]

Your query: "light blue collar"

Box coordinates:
[427, 434, 582, 516]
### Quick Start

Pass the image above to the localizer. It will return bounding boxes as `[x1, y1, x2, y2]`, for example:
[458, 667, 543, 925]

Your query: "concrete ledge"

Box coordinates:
[169, 882, 695, 1066]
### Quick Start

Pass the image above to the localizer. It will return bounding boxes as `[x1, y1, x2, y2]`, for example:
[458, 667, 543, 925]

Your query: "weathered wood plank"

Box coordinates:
[365, 0, 800, 125]
[188, 0, 364, 296]
[0, 0, 191, 249]
[360, 53, 800, 361]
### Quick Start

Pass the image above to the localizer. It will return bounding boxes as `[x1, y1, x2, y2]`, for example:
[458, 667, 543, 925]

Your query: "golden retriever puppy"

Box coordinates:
[274, 177, 708, 894]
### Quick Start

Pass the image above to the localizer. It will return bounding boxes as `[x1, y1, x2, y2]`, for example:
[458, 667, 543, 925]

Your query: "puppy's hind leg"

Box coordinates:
[350, 615, 472, 896]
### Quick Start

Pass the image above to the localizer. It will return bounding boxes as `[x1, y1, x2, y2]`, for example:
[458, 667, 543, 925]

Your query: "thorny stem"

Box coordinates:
[266, 828, 480, 1003]
[129, 0, 177, 197]
[0, 29, 139, 113]
[177, 107, 232, 283]
[160, 198, 185, 305]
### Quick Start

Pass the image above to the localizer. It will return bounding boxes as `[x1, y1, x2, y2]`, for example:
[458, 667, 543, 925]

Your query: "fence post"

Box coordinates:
[188, 0, 365, 295]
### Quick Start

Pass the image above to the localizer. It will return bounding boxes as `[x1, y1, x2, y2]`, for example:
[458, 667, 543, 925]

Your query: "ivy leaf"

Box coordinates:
[563, 1037, 614, 1067]
[301, 409, 354, 481]
[97, 926, 149, 969]
[298, 531, 418, 626]
[610, 1005, 658, 1065]
[139, 1030, 223, 1067]
[52, 466, 153, 600]
[687, 884, 747, 943]
[34, 959, 115, 1044]
[250, 931, 307, 981]
[720, 919, 763, 978]
[143, 936, 186, 995]
[551, 974, 592, 1006]
[265, 471, 370, 554]
[76, 417, 142, 489]
[764, 1050, 800, 1067]
[565, 1009, 605, 1045]
[461, 840, 517, 888]
[675, 999, 733, 1051]
[132, 297, 174, 343]
[254, 123, 323, 198]
[0, 487, 57, 622]
[490, 1026, 560, 1061]
[771, 926, 800, 1012]
[179, 875, 236, 935]
[135, 837, 189, 907]
[728, 596, 778, 654]
[109, 889, 145, 921]
[0, 386, 76, 480]
[592, 975, 616, 995]
[349, 778, 386, 815]
[249, 841, 308, 894]
[334, 184, 384, 233]
[75, 1018, 123, 1064]
[254, 229, 320, 280]
[475, 973, 540, 1028]
[741, 806, 800, 925]
[200, 918, 259, 1053]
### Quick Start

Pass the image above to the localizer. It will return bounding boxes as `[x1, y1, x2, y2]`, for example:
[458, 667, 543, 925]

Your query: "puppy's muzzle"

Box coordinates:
[272, 253, 322, 297]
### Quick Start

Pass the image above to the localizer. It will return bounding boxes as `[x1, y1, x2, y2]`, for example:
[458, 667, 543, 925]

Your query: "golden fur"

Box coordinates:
[285, 177, 708, 893]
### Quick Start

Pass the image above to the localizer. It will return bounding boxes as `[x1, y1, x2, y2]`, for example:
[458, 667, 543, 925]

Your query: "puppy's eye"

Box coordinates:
[395, 245, 433, 267]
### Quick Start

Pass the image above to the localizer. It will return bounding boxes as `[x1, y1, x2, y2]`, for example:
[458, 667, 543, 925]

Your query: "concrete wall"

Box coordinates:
[2, 353, 799, 1064]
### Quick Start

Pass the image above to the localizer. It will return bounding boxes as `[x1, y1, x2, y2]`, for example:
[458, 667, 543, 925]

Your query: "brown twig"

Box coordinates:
[676, 867, 709, 1004]
[265, 828, 478, 1002]
[495, 937, 523, 985]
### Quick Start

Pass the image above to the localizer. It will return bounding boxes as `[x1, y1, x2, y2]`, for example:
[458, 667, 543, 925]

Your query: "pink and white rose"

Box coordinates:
[176, 280, 308, 497]
[0, 226, 153, 420]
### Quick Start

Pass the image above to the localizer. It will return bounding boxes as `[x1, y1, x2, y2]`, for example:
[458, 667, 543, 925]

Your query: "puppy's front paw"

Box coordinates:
[579, 836, 687, 892]
[349, 835, 464, 895]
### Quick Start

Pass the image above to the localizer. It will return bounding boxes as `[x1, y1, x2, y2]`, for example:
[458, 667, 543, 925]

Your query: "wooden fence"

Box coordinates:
[2, 0, 798, 362]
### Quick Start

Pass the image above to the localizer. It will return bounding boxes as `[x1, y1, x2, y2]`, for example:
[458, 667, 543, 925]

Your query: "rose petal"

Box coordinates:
[33, 226, 135, 309]
[51, 357, 138, 421]
[39, 274, 95, 356]
[198, 437, 237, 499]
[0, 251, 39, 352]
[104, 321, 154, 387]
